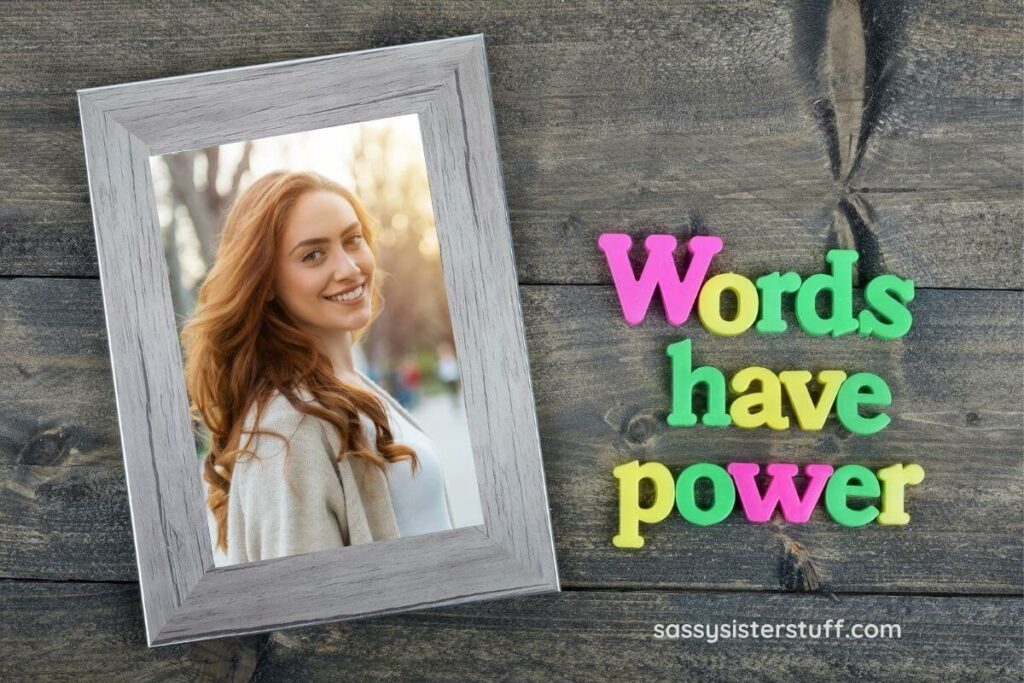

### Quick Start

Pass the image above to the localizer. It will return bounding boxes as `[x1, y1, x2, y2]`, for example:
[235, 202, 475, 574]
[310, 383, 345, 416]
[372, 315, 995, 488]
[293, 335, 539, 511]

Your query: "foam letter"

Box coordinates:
[876, 463, 925, 525]
[727, 462, 834, 523]
[794, 249, 860, 337]
[779, 370, 848, 430]
[667, 339, 732, 427]
[613, 460, 677, 548]
[729, 367, 789, 430]
[597, 233, 723, 326]
[697, 273, 759, 336]
[824, 464, 880, 527]
[859, 274, 916, 340]
[755, 271, 802, 334]
[836, 372, 892, 435]
[675, 463, 736, 526]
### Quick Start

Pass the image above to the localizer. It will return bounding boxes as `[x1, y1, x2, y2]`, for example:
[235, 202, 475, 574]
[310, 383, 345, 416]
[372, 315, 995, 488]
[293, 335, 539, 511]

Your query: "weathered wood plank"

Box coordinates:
[850, 0, 1023, 190]
[0, 2, 1018, 284]
[521, 285, 1023, 593]
[508, 185, 1023, 287]
[1, 278, 1021, 594]
[0, 277, 136, 579]
[249, 591, 1024, 682]
[6, 567, 1014, 672]
[0, 0, 1019, 677]
[2, 579, 1018, 681]
[0, 579, 262, 681]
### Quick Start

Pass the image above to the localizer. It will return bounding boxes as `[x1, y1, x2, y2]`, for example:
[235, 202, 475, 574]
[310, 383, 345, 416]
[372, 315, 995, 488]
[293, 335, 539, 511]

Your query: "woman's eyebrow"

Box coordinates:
[289, 222, 361, 254]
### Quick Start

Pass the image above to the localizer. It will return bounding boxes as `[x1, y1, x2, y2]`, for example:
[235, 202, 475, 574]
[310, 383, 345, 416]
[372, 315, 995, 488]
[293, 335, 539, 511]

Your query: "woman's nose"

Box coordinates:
[331, 250, 362, 278]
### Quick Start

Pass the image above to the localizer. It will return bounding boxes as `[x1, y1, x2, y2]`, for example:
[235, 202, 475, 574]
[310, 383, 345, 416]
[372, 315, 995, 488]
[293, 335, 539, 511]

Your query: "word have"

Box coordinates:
[597, 234, 915, 339]
[668, 339, 891, 434]
[613, 460, 925, 548]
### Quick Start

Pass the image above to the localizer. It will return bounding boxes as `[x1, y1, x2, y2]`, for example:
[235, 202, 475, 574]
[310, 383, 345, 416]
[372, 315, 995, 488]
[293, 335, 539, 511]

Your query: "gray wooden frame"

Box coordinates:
[76, 35, 559, 648]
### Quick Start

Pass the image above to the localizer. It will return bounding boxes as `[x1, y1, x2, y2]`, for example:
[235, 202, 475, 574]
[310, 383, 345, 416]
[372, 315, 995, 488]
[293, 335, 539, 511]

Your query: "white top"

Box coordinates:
[375, 399, 454, 537]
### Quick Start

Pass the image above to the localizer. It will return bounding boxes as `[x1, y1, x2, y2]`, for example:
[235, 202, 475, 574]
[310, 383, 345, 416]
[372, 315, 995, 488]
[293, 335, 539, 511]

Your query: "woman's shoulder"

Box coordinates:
[236, 388, 336, 464]
[238, 379, 403, 453]
[355, 371, 426, 433]
[241, 387, 319, 432]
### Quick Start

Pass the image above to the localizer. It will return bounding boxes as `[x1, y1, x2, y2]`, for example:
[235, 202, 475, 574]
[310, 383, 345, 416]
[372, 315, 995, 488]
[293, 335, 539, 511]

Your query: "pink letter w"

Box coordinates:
[597, 233, 723, 326]
[726, 463, 835, 523]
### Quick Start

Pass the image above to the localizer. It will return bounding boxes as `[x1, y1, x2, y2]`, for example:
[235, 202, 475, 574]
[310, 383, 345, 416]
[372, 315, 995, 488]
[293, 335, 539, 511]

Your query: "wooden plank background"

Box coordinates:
[1, 1, 1021, 680]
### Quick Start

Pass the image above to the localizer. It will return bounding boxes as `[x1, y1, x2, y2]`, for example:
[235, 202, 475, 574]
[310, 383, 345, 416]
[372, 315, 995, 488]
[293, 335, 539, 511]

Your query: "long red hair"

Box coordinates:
[181, 170, 416, 552]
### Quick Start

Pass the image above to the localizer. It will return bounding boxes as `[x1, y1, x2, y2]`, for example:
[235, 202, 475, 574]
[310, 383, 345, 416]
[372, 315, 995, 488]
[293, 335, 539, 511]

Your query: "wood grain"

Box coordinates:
[522, 284, 1024, 593]
[0, 580, 262, 682]
[508, 185, 1023, 287]
[0, 277, 135, 579]
[247, 591, 1024, 682]
[1, 579, 1018, 682]
[78, 35, 556, 645]
[2, 278, 1020, 594]
[1, 2, 1019, 284]
[0, 0, 1020, 676]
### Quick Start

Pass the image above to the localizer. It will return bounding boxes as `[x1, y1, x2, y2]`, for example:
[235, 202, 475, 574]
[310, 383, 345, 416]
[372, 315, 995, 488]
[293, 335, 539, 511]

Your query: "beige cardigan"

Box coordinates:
[224, 371, 451, 564]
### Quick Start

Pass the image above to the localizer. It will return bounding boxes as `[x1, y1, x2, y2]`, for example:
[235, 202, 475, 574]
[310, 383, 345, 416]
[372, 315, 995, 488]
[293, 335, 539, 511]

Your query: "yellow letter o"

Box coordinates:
[698, 273, 759, 336]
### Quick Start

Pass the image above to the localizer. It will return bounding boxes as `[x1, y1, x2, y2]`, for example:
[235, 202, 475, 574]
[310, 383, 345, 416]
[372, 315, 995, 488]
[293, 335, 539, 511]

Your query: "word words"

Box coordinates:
[597, 235, 915, 339]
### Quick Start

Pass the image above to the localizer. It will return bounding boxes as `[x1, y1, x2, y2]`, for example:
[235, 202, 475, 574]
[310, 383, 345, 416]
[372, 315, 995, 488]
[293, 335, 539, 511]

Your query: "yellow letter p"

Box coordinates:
[612, 460, 676, 548]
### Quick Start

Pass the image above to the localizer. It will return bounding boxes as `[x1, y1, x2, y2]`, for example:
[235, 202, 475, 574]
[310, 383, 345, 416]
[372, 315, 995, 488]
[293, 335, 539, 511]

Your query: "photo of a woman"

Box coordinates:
[180, 169, 460, 564]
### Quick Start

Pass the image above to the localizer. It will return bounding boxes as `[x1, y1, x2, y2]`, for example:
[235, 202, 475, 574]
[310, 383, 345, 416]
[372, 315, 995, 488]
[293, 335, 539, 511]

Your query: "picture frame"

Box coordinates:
[77, 34, 559, 647]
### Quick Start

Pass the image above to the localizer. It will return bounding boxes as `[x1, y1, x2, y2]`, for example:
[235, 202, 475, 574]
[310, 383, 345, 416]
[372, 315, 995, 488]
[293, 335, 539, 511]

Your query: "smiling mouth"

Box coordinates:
[324, 284, 366, 303]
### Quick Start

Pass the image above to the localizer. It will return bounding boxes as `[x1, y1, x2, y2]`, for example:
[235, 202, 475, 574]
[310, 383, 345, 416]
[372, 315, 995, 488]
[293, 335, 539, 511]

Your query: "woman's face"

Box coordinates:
[273, 189, 375, 338]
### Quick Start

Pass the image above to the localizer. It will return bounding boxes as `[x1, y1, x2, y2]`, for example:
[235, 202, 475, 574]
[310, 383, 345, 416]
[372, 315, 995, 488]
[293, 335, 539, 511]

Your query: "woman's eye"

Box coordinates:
[346, 234, 364, 247]
[302, 249, 324, 263]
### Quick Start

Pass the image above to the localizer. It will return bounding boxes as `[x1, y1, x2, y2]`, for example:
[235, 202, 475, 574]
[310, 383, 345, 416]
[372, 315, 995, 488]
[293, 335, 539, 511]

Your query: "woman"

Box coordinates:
[182, 170, 454, 565]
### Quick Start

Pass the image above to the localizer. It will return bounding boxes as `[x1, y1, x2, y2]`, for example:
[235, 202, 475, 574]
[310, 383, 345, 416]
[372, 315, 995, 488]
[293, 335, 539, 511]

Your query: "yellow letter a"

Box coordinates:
[779, 370, 848, 430]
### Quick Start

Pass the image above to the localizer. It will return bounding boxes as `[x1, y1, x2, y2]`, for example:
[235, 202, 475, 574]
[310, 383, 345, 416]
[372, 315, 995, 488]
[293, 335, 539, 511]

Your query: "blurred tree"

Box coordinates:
[163, 142, 253, 270]
[348, 125, 454, 372]
[160, 142, 253, 331]
[161, 211, 192, 324]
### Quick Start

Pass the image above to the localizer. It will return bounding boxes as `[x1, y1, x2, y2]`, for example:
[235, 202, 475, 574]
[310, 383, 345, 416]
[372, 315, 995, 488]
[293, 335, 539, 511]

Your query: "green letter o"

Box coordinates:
[675, 463, 736, 526]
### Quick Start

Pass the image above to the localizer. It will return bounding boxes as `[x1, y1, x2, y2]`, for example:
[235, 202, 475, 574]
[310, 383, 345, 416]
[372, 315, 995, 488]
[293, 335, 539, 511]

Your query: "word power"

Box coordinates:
[612, 460, 925, 548]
